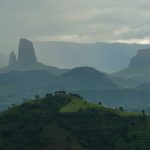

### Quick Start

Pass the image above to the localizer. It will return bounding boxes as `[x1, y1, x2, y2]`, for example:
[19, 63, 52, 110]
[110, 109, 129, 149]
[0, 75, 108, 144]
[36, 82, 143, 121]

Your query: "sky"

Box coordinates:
[0, 0, 150, 69]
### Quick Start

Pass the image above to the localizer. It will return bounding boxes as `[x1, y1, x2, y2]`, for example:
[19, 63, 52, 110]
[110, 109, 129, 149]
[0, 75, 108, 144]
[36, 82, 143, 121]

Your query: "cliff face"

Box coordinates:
[113, 49, 150, 79]
[129, 49, 150, 69]
[18, 39, 37, 66]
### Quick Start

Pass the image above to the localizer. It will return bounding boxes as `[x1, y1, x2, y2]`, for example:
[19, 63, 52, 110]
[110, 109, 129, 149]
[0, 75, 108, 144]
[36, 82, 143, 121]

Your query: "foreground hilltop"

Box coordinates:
[0, 92, 149, 150]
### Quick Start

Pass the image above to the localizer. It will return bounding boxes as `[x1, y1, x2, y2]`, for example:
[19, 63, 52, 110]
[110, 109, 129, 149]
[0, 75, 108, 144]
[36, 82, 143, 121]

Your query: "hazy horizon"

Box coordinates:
[1, 0, 150, 72]
[1, 40, 150, 73]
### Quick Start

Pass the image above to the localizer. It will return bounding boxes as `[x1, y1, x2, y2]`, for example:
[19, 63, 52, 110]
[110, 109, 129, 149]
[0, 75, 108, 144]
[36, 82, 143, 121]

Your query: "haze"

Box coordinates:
[1, 0, 150, 71]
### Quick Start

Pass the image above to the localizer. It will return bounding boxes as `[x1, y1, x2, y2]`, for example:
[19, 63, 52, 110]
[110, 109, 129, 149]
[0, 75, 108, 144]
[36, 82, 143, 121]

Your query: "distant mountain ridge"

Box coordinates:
[0, 67, 119, 110]
[1, 66, 150, 110]
[0, 67, 119, 91]
[34, 41, 150, 73]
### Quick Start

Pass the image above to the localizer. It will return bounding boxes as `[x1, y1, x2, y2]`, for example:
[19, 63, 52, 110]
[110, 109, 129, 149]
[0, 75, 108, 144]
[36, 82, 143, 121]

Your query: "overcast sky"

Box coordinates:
[0, 0, 150, 68]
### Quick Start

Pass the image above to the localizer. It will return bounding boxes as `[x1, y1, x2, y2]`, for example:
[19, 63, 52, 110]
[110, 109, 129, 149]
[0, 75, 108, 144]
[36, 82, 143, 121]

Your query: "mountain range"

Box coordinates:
[0, 66, 119, 110]
[1, 39, 150, 110]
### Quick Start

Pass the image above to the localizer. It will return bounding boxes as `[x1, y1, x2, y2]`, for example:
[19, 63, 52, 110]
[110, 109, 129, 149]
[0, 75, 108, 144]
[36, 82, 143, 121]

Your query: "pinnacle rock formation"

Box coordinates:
[9, 51, 17, 66]
[0, 38, 68, 75]
[18, 39, 37, 66]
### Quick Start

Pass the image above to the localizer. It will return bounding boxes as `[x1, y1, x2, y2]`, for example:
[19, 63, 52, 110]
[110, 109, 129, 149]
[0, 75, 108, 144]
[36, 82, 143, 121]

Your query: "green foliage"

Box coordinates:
[0, 92, 149, 150]
[60, 98, 103, 113]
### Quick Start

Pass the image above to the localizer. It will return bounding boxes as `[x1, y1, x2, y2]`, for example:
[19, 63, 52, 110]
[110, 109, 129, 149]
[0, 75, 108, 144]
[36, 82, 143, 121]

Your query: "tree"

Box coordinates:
[45, 93, 53, 99]
[98, 102, 102, 105]
[141, 110, 146, 121]
[11, 104, 16, 107]
[119, 106, 124, 112]
[55, 91, 66, 95]
[35, 95, 40, 100]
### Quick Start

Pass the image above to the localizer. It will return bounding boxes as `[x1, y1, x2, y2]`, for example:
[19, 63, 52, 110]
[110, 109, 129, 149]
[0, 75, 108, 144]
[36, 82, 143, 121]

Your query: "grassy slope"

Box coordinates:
[0, 93, 149, 150]
[60, 98, 102, 113]
[60, 97, 141, 117]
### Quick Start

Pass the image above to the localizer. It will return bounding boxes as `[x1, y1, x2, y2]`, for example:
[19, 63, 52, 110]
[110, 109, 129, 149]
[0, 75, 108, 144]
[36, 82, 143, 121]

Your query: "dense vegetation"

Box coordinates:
[0, 91, 149, 150]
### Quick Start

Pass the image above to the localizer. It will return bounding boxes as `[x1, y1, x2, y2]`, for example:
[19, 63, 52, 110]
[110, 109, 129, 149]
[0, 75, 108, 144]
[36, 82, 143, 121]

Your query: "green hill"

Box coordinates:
[0, 92, 149, 150]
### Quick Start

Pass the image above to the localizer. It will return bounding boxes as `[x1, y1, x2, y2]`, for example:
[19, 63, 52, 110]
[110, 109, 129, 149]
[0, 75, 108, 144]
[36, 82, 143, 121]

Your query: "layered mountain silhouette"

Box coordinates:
[0, 39, 68, 75]
[0, 67, 119, 92]
[2, 39, 150, 110]
[0, 67, 119, 110]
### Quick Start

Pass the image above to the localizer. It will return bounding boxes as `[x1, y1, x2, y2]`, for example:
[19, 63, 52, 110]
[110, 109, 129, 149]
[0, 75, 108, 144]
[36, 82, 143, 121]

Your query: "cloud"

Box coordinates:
[1, 0, 150, 71]
[1, 0, 150, 49]
[113, 38, 150, 45]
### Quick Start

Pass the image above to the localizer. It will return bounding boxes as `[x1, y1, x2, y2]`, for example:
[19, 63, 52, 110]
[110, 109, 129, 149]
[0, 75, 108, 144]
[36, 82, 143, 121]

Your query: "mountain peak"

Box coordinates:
[18, 38, 37, 66]
[9, 51, 17, 66]
[62, 66, 118, 90]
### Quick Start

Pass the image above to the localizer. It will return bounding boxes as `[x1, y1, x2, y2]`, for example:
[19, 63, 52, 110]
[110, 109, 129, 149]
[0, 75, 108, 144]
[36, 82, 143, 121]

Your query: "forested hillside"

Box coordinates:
[0, 92, 149, 150]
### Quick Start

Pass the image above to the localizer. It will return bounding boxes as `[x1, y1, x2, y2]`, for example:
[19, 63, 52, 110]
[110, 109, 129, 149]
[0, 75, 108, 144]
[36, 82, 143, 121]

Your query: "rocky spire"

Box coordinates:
[18, 39, 37, 66]
[9, 51, 17, 66]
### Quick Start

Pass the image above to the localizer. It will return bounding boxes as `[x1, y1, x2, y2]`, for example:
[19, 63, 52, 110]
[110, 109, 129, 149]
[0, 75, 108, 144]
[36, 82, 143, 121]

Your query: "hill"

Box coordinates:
[0, 67, 120, 110]
[0, 70, 56, 110]
[1, 67, 150, 110]
[0, 92, 150, 150]
[59, 67, 119, 90]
